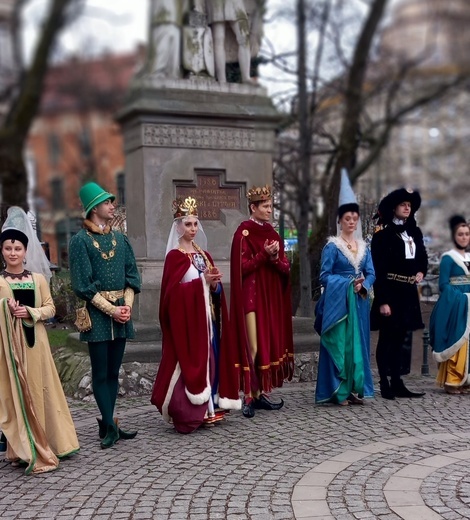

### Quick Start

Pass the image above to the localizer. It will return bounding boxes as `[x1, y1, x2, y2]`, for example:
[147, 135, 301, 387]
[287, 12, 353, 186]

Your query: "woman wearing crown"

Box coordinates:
[151, 197, 241, 433]
[230, 185, 294, 418]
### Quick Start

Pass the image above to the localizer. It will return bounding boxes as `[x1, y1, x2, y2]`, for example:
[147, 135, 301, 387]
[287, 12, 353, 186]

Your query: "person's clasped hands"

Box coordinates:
[112, 305, 131, 324]
[264, 239, 279, 260]
[7, 299, 29, 319]
[204, 266, 222, 290]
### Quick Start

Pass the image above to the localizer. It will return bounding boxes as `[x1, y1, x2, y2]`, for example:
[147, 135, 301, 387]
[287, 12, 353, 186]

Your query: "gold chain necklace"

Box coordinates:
[340, 236, 355, 250]
[178, 242, 213, 270]
[87, 231, 117, 260]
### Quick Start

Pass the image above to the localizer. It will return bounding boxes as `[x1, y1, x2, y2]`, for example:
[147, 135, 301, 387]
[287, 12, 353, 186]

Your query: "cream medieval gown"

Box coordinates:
[0, 273, 79, 474]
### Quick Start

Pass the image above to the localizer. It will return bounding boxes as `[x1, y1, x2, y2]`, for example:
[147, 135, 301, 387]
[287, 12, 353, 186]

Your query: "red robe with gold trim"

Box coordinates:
[230, 220, 294, 395]
[151, 249, 240, 433]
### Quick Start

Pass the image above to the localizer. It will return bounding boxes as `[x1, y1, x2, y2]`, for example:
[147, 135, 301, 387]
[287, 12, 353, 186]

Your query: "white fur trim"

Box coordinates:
[161, 363, 181, 423]
[328, 236, 367, 274]
[432, 293, 470, 362]
[218, 397, 242, 410]
[443, 250, 470, 275]
[185, 383, 211, 405]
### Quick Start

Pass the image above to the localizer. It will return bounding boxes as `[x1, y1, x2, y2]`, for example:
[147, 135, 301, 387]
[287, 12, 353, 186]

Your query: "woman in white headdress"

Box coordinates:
[151, 197, 240, 433]
[0, 207, 79, 474]
[314, 171, 376, 405]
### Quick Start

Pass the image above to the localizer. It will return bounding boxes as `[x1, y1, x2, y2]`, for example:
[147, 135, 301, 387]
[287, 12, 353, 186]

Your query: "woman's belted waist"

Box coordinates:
[386, 273, 416, 284]
[99, 289, 124, 302]
[450, 275, 470, 285]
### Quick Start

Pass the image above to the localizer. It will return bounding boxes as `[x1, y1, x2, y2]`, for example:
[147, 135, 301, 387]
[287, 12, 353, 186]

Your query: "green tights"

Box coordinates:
[88, 338, 126, 427]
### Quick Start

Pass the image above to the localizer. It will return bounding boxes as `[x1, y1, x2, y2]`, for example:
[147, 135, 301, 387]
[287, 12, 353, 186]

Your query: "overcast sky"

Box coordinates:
[22, 0, 297, 97]
[22, 0, 403, 101]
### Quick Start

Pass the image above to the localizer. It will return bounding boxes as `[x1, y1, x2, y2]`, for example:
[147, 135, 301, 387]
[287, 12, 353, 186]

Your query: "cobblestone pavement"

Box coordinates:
[1, 377, 470, 519]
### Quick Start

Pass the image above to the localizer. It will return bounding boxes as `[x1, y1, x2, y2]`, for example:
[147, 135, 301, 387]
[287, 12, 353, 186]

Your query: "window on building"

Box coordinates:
[50, 178, 64, 210]
[48, 133, 61, 166]
[116, 172, 125, 205]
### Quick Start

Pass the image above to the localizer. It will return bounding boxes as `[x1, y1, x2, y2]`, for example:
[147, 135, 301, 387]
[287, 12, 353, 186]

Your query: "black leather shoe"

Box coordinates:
[347, 394, 364, 405]
[379, 380, 395, 400]
[242, 399, 255, 418]
[100, 424, 119, 449]
[254, 394, 284, 411]
[391, 379, 425, 398]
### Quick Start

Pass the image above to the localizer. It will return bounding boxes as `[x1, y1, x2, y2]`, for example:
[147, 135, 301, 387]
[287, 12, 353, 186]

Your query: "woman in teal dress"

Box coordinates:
[430, 215, 470, 394]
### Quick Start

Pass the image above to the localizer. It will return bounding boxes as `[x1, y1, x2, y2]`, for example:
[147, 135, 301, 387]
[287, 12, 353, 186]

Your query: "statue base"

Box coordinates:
[117, 78, 281, 323]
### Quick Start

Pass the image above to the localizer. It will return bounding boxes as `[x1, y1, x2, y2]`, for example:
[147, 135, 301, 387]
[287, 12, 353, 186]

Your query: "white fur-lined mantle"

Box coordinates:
[327, 236, 367, 274]
[442, 249, 470, 275]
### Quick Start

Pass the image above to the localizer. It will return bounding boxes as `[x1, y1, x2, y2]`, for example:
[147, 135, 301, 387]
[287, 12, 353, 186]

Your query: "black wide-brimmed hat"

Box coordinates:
[0, 229, 29, 248]
[375, 188, 421, 225]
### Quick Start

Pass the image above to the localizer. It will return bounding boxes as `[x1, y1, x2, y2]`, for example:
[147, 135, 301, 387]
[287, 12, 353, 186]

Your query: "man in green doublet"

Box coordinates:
[69, 182, 141, 449]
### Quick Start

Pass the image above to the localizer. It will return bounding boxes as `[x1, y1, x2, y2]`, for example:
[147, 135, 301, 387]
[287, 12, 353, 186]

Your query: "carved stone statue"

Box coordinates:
[145, 0, 265, 83]
[147, 0, 189, 78]
[205, 0, 253, 84]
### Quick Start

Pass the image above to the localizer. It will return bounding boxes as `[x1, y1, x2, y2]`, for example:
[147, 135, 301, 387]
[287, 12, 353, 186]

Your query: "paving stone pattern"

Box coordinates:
[1, 378, 470, 519]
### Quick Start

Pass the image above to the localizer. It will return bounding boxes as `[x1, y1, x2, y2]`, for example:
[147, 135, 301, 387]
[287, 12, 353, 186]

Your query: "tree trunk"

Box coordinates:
[0, 0, 75, 210]
[310, 0, 389, 291]
[297, 0, 313, 317]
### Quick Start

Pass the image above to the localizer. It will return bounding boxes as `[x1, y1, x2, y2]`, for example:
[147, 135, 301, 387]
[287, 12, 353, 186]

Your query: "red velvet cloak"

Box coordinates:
[230, 220, 294, 395]
[151, 249, 240, 433]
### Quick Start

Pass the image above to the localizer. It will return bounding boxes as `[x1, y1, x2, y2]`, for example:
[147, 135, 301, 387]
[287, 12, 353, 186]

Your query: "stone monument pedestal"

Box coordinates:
[117, 77, 281, 324]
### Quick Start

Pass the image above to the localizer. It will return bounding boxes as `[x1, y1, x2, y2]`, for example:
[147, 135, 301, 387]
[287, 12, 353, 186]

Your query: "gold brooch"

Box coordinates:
[242, 230, 249, 236]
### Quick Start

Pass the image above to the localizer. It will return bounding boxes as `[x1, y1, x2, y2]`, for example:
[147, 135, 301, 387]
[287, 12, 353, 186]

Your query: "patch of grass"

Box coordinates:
[47, 328, 71, 348]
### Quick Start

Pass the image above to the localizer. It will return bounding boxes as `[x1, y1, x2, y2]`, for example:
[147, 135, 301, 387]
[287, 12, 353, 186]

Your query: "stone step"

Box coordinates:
[130, 316, 315, 342]
[66, 329, 320, 364]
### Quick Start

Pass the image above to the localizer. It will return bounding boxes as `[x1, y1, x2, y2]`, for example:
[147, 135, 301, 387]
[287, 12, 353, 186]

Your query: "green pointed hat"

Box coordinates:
[79, 182, 115, 216]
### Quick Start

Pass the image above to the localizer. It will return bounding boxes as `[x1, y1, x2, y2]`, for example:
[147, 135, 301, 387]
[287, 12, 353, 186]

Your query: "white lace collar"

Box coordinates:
[327, 236, 367, 274]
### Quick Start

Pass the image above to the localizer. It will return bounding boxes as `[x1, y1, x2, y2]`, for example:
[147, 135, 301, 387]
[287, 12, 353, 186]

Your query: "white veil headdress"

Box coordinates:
[337, 168, 363, 240]
[2, 206, 52, 282]
[165, 196, 208, 257]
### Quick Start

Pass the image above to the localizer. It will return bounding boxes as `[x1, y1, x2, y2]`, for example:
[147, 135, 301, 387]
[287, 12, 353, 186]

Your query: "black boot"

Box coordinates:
[379, 379, 395, 400]
[391, 379, 425, 398]
[0, 432, 7, 452]
[97, 417, 137, 440]
[100, 424, 119, 449]
[253, 394, 284, 410]
[242, 398, 255, 418]
[116, 420, 137, 440]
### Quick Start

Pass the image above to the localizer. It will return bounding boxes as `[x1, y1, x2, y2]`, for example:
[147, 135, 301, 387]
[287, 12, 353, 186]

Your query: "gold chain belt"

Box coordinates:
[450, 275, 470, 285]
[386, 273, 416, 284]
[99, 289, 124, 303]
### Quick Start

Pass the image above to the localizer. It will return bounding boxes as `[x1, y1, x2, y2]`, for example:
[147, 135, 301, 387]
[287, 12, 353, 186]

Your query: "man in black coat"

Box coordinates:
[371, 188, 428, 400]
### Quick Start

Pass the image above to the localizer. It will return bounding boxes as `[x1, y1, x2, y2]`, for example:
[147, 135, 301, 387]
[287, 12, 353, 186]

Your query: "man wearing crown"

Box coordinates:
[69, 182, 141, 449]
[230, 185, 294, 418]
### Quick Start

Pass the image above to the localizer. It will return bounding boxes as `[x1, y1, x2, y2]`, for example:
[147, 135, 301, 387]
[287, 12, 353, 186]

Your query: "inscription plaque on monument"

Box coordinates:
[175, 171, 242, 220]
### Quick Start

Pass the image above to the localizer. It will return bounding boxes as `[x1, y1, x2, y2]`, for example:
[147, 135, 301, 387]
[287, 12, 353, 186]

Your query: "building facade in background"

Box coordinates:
[0, 0, 18, 123]
[27, 49, 144, 266]
[358, 0, 470, 249]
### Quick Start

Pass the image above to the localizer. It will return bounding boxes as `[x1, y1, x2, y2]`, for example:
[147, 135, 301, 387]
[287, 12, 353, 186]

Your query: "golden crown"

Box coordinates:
[172, 196, 198, 219]
[246, 184, 272, 203]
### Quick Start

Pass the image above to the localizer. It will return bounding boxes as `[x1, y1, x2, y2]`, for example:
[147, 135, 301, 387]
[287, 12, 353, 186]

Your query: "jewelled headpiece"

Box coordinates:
[172, 197, 198, 219]
[246, 185, 272, 203]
